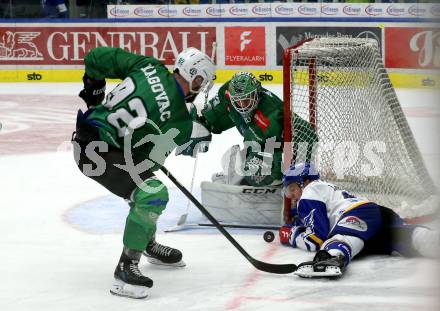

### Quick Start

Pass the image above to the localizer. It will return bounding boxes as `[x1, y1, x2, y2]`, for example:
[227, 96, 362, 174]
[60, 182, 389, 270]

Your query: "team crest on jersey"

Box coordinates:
[338, 216, 368, 232]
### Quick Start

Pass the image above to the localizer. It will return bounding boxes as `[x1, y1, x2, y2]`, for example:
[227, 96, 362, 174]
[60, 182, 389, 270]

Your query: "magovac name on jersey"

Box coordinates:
[141, 64, 171, 122]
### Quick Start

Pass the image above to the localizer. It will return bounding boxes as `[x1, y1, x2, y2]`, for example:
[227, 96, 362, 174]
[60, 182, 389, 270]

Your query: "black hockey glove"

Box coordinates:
[78, 73, 106, 109]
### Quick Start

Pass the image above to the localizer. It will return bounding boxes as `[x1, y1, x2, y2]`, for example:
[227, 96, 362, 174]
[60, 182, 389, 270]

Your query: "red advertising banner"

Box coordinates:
[385, 27, 440, 69]
[224, 26, 266, 66]
[0, 26, 216, 65]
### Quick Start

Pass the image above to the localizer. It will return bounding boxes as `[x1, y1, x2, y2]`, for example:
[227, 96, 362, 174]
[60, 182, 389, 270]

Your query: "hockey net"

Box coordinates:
[283, 37, 438, 220]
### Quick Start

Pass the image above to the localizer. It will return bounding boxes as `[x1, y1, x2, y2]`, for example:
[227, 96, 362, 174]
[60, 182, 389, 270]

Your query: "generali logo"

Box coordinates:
[0, 31, 43, 60]
[134, 7, 154, 17]
[409, 30, 440, 67]
[298, 5, 318, 16]
[0, 27, 216, 66]
[408, 5, 427, 17]
[343, 5, 362, 16]
[206, 6, 224, 17]
[229, 6, 247, 16]
[252, 5, 271, 16]
[365, 5, 383, 16]
[109, 7, 130, 17]
[274, 5, 294, 16]
[182, 6, 202, 17]
[387, 5, 406, 16]
[321, 5, 339, 16]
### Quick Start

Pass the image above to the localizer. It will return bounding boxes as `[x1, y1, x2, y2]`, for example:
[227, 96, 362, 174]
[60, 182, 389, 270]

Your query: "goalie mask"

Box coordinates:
[228, 72, 261, 123]
[174, 47, 215, 101]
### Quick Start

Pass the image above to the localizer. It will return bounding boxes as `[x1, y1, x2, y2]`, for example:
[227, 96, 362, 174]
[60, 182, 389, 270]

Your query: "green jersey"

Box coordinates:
[84, 47, 192, 172]
[201, 81, 317, 186]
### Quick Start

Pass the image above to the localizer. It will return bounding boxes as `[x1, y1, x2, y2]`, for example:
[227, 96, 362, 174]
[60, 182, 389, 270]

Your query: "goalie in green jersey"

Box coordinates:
[185, 71, 317, 187]
[72, 46, 215, 299]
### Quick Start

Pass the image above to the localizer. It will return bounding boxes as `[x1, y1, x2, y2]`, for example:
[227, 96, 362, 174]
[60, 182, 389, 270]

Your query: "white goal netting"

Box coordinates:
[283, 37, 438, 218]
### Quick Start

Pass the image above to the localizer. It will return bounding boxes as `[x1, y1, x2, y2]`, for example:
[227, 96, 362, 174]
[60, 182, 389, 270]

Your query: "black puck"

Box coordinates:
[263, 231, 275, 243]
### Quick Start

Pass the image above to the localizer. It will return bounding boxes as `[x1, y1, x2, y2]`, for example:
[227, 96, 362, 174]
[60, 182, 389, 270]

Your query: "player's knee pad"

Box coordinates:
[130, 177, 169, 216]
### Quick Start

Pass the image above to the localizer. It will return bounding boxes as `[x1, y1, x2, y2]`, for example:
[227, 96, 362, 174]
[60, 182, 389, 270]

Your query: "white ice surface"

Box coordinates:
[0, 83, 439, 310]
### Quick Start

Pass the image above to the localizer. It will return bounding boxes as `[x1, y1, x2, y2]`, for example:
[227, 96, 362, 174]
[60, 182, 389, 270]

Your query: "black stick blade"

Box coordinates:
[251, 259, 297, 274]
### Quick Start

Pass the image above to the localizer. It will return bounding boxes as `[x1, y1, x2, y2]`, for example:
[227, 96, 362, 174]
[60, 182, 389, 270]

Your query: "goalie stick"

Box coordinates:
[160, 165, 297, 274]
[166, 41, 218, 233]
[169, 155, 199, 230]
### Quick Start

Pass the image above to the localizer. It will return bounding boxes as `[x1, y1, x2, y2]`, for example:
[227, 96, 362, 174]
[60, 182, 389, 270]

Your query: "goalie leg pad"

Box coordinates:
[110, 278, 150, 299]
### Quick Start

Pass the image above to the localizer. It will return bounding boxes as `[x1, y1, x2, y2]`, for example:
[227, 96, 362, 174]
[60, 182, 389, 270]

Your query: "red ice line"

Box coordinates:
[225, 242, 280, 310]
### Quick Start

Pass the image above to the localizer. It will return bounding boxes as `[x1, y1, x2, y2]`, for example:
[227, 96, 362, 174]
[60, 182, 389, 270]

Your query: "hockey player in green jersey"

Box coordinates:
[72, 46, 215, 299]
[183, 71, 317, 187]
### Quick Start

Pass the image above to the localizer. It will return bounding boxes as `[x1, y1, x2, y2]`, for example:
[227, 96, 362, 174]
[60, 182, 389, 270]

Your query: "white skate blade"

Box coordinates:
[294, 265, 342, 278]
[146, 256, 186, 267]
[110, 279, 150, 299]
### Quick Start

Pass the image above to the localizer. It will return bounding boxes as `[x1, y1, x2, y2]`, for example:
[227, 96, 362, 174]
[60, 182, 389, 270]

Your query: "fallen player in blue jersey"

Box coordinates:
[279, 162, 440, 278]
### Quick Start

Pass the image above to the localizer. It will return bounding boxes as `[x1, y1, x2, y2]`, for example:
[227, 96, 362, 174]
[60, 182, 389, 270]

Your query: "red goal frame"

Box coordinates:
[282, 38, 317, 223]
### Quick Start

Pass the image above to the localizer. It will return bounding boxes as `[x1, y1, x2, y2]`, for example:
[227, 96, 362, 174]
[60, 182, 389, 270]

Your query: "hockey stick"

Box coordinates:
[166, 223, 280, 232]
[197, 223, 280, 230]
[167, 42, 218, 232]
[165, 156, 199, 232]
[160, 166, 297, 274]
[177, 156, 199, 225]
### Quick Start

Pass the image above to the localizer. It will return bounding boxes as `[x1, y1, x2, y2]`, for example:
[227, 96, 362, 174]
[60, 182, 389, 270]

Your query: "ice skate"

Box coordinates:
[295, 250, 345, 278]
[143, 239, 186, 267]
[110, 250, 153, 299]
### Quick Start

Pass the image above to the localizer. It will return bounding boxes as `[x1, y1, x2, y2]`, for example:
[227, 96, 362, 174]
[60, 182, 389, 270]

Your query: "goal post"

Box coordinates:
[282, 37, 438, 220]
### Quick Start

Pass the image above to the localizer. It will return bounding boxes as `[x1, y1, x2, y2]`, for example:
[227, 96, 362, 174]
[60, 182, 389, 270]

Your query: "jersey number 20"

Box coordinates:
[104, 77, 147, 137]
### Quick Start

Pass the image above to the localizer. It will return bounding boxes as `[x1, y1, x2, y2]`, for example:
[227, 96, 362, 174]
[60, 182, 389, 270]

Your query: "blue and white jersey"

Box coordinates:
[294, 180, 369, 251]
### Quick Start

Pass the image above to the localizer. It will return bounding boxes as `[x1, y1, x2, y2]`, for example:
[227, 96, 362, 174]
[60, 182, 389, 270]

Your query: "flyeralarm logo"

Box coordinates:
[229, 6, 247, 16]
[408, 5, 427, 17]
[183, 7, 202, 17]
[298, 5, 318, 16]
[225, 26, 266, 66]
[274, 5, 294, 16]
[387, 6, 406, 16]
[134, 7, 154, 17]
[365, 5, 383, 16]
[252, 5, 271, 16]
[206, 7, 224, 17]
[343, 5, 362, 16]
[109, 7, 130, 17]
[321, 5, 339, 16]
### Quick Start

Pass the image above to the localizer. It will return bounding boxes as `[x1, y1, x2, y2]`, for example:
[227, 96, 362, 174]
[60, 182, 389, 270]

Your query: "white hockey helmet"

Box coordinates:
[174, 47, 215, 95]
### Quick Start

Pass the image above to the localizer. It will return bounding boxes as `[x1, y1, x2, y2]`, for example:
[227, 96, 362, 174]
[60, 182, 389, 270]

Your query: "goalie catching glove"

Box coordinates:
[78, 73, 106, 108]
